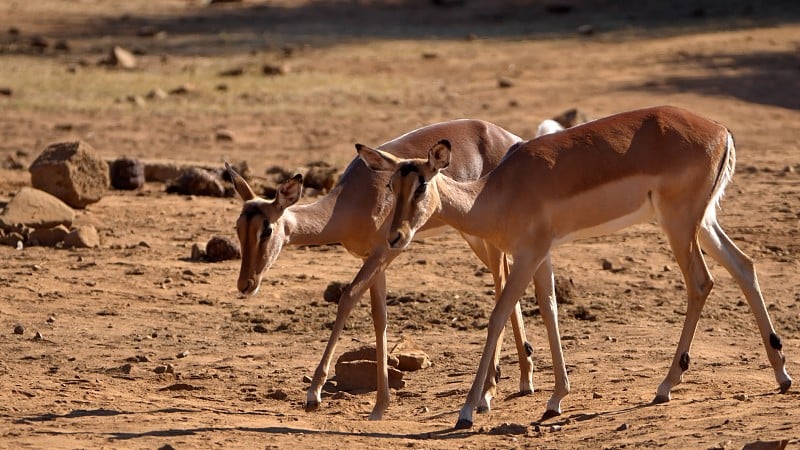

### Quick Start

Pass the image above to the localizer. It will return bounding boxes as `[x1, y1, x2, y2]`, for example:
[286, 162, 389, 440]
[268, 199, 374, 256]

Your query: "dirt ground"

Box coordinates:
[1, 1, 799, 449]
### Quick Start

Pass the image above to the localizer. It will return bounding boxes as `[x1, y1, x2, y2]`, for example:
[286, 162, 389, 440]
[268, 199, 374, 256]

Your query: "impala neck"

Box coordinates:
[435, 176, 495, 239]
[283, 193, 340, 247]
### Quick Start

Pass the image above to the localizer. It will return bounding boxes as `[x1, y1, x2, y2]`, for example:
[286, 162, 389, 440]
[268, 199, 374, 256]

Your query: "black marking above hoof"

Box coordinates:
[779, 379, 792, 394]
[494, 364, 501, 384]
[519, 389, 533, 396]
[524, 341, 533, 357]
[304, 400, 320, 412]
[540, 409, 560, 420]
[477, 405, 489, 414]
[652, 394, 670, 404]
[454, 418, 473, 430]
[679, 352, 690, 372]
[770, 332, 783, 351]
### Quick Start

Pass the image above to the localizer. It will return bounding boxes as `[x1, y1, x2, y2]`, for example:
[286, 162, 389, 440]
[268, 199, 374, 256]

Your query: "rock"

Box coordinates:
[177, 350, 190, 358]
[144, 161, 183, 182]
[592, 391, 603, 399]
[219, 67, 245, 77]
[0, 187, 75, 230]
[551, 108, 590, 129]
[498, 77, 514, 88]
[109, 157, 145, 190]
[205, 235, 241, 262]
[601, 258, 614, 270]
[572, 305, 597, 321]
[0, 232, 25, 247]
[30, 35, 51, 49]
[29, 141, 109, 209]
[577, 24, 595, 35]
[302, 375, 312, 383]
[0, 87, 11, 96]
[304, 162, 339, 193]
[323, 281, 348, 304]
[63, 225, 100, 248]
[154, 364, 174, 374]
[190, 243, 206, 261]
[13, 324, 24, 335]
[166, 167, 226, 197]
[338, 346, 400, 368]
[334, 360, 405, 391]
[615, 423, 629, 431]
[554, 275, 575, 304]
[266, 389, 288, 400]
[262, 63, 289, 76]
[107, 46, 136, 69]
[215, 130, 235, 142]
[29, 224, 69, 246]
[390, 337, 431, 371]
[741, 440, 788, 450]
[146, 88, 168, 100]
[169, 83, 195, 95]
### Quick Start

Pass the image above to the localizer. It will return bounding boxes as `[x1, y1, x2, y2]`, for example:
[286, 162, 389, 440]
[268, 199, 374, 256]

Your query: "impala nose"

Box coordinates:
[388, 230, 405, 249]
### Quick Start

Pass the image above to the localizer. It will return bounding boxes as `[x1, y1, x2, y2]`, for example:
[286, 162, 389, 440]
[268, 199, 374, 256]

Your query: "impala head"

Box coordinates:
[225, 162, 303, 297]
[356, 140, 451, 250]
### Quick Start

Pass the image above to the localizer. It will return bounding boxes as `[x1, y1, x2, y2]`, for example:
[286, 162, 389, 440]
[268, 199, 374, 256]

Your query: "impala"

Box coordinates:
[357, 105, 791, 429]
[226, 119, 548, 420]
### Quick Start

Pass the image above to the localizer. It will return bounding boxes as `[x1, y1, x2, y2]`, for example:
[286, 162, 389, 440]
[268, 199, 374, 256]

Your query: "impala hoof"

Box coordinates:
[304, 400, 320, 412]
[652, 394, 670, 404]
[540, 409, 560, 420]
[779, 379, 791, 394]
[454, 418, 473, 430]
[519, 389, 533, 396]
[477, 405, 489, 414]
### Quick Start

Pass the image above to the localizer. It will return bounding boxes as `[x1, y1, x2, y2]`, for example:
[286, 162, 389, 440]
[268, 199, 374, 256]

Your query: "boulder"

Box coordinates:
[109, 157, 145, 190]
[29, 141, 109, 209]
[338, 345, 400, 368]
[63, 225, 100, 248]
[334, 360, 405, 391]
[29, 224, 70, 246]
[0, 187, 75, 230]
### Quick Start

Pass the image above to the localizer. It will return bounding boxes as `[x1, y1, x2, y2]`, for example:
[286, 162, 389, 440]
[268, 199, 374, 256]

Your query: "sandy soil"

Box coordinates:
[1, 1, 799, 448]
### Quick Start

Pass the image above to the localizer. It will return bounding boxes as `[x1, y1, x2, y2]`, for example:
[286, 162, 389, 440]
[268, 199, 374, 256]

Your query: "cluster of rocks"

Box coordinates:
[332, 337, 431, 392]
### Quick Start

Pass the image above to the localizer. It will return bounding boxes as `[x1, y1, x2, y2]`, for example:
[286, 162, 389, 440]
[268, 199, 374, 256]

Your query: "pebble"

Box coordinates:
[13, 324, 25, 335]
[177, 350, 190, 358]
[550, 425, 562, 432]
[34, 331, 43, 340]
[616, 423, 629, 431]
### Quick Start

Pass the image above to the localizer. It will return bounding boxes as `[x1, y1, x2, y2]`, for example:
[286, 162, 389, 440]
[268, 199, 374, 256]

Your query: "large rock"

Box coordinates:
[390, 337, 431, 371]
[0, 187, 75, 230]
[166, 167, 226, 197]
[29, 141, 109, 209]
[334, 360, 405, 391]
[63, 225, 100, 248]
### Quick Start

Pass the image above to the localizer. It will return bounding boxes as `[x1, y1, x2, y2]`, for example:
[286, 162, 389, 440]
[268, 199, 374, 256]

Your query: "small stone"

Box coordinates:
[498, 77, 514, 88]
[13, 324, 25, 335]
[146, 88, 168, 99]
[108, 46, 137, 69]
[262, 63, 289, 76]
[33, 331, 43, 340]
[190, 243, 206, 261]
[323, 281, 348, 304]
[219, 67, 245, 77]
[169, 83, 195, 95]
[266, 389, 288, 400]
[616, 423, 629, 431]
[0, 87, 12, 96]
[577, 24, 595, 35]
[302, 375, 312, 383]
[47, 316, 55, 323]
[215, 130, 235, 142]
[550, 425, 562, 432]
[733, 393, 749, 401]
[592, 391, 603, 399]
[177, 351, 189, 359]
[601, 258, 614, 270]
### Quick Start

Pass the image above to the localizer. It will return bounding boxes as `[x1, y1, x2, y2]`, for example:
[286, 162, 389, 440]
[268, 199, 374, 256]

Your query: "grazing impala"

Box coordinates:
[226, 119, 543, 420]
[357, 106, 791, 429]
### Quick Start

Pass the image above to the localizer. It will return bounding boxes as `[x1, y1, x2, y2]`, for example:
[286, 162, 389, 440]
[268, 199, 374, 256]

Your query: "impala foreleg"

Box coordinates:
[456, 254, 542, 430]
[368, 270, 390, 420]
[698, 219, 791, 393]
[533, 254, 570, 418]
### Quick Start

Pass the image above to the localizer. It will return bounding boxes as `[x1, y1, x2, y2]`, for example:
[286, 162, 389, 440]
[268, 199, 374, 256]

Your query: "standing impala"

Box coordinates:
[226, 119, 543, 420]
[357, 106, 791, 429]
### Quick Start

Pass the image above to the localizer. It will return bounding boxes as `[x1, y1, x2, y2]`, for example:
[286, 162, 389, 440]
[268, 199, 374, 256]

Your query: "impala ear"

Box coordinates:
[276, 173, 303, 209]
[356, 144, 400, 172]
[427, 140, 451, 171]
[225, 161, 256, 201]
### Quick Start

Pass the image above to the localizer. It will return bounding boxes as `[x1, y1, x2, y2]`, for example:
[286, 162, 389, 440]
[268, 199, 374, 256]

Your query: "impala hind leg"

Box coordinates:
[698, 219, 791, 392]
[654, 219, 714, 403]
[533, 255, 570, 418]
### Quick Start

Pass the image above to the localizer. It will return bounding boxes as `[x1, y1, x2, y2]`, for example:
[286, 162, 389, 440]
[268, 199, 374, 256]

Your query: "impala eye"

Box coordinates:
[260, 223, 273, 240]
